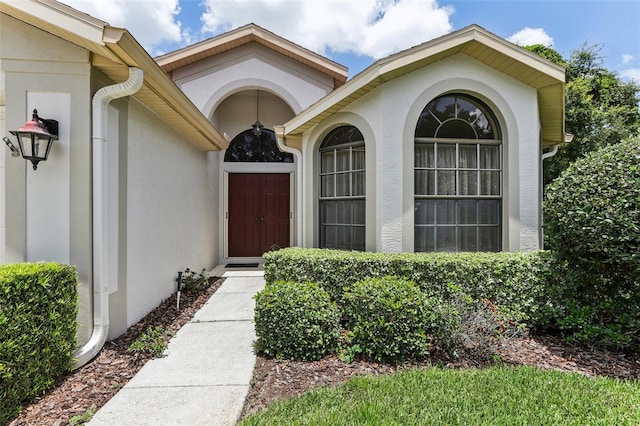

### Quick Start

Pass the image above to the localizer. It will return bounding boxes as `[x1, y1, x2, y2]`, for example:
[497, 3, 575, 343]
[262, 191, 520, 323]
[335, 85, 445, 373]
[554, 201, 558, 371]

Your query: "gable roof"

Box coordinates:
[0, 0, 227, 151]
[155, 23, 349, 88]
[283, 24, 566, 147]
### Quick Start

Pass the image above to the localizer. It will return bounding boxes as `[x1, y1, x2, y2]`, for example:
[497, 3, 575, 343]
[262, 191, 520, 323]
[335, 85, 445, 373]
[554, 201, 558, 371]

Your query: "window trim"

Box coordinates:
[318, 126, 366, 251]
[414, 94, 503, 252]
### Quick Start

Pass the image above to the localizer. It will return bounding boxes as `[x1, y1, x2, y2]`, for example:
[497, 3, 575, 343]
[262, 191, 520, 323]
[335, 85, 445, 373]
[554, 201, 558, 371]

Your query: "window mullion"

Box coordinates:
[455, 142, 460, 196]
[333, 148, 337, 198]
[434, 142, 439, 196]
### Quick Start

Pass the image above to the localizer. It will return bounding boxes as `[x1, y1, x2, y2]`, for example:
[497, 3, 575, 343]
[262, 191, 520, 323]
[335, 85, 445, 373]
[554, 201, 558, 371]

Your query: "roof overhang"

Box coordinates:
[0, 0, 227, 151]
[283, 25, 566, 148]
[155, 23, 349, 89]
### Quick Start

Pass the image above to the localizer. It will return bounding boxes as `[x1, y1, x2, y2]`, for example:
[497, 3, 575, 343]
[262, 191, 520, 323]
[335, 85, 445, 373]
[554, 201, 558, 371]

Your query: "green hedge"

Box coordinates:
[545, 137, 640, 285]
[254, 281, 341, 361]
[343, 277, 456, 362]
[544, 138, 640, 348]
[0, 263, 78, 424]
[264, 248, 563, 327]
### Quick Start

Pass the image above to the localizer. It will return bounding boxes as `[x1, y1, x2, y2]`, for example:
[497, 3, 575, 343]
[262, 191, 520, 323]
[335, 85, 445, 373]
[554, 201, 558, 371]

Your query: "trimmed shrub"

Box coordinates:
[0, 263, 78, 424]
[545, 137, 640, 287]
[254, 281, 340, 360]
[343, 277, 458, 362]
[545, 138, 640, 348]
[264, 248, 563, 328]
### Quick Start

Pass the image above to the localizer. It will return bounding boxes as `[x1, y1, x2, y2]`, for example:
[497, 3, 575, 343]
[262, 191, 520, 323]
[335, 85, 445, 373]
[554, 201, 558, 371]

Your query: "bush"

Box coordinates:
[545, 138, 640, 349]
[264, 248, 563, 328]
[343, 277, 458, 362]
[545, 137, 640, 287]
[553, 293, 640, 350]
[0, 263, 78, 424]
[180, 268, 209, 291]
[127, 326, 172, 358]
[254, 281, 340, 361]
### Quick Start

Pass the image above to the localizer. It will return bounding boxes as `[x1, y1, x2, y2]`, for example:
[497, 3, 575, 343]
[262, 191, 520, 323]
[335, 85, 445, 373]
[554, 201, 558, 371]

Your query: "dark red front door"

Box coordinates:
[228, 173, 290, 257]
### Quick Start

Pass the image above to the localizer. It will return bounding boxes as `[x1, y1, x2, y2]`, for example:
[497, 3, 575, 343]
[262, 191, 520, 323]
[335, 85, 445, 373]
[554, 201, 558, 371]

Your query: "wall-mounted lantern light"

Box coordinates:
[4, 109, 58, 170]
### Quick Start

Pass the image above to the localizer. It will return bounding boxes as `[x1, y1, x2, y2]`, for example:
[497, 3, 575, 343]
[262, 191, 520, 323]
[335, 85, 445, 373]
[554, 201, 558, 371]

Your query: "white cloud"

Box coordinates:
[63, 0, 183, 55]
[508, 27, 554, 47]
[60, 0, 454, 60]
[622, 54, 634, 65]
[621, 68, 640, 82]
[201, 0, 454, 59]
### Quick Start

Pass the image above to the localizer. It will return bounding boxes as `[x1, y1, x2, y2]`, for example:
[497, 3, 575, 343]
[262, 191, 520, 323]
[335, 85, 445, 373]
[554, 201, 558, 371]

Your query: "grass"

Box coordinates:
[239, 365, 640, 425]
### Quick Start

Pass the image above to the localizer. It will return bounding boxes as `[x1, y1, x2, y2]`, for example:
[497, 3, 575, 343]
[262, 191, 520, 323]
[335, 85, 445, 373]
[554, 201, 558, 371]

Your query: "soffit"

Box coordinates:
[155, 23, 349, 88]
[1, 0, 227, 151]
[284, 25, 566, 147]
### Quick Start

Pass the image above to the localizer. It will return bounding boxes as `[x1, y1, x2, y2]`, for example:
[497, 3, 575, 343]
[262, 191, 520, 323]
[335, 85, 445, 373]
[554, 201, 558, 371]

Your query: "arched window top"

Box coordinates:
[224, 128, 293, 163]
[415, 94, 500, 140]
[321, 125, 364, 150]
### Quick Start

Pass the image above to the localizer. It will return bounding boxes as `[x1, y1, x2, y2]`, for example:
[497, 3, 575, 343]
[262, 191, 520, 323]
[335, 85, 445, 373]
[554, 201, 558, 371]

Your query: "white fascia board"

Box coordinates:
[0, 0, 107, 46]
[472, 29, 566, 82]
[283, 65, 381, 134]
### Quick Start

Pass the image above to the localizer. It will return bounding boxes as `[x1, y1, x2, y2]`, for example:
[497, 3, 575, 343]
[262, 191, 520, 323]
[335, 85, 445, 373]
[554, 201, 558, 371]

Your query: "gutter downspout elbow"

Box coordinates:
[541, 144, 559, 161]
[74, 67, 144, 369]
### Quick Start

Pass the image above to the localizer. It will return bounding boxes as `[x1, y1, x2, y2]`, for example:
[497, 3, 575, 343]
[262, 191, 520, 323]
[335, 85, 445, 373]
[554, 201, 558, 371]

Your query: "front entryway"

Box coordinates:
[228, 173, 290, 257]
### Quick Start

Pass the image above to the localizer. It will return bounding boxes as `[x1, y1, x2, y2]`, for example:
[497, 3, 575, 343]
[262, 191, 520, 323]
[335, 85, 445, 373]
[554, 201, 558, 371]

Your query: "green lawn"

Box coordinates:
[239, 366, 640, 425]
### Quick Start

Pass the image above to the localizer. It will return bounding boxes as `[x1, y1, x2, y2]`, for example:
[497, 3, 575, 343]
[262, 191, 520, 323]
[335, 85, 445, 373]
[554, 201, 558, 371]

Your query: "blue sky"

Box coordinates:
[65, 0, 640, 81]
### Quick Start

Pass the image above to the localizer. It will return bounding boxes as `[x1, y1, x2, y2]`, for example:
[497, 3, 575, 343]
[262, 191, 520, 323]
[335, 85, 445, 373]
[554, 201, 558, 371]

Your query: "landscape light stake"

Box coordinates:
[176, 271, 183, 310]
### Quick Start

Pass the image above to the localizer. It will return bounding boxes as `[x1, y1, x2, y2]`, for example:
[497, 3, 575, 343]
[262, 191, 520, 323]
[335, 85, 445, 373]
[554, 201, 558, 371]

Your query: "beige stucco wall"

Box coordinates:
[212, 91, 295, 142]
[1, 13, 92, 268]
[172, 43, 336, 120]
[121, 98, 218, 334]
[300, 53, 542, 252]
[1, 13, 93, 344]
[0, 65, 5, 264]
[2, 13, 221, 342]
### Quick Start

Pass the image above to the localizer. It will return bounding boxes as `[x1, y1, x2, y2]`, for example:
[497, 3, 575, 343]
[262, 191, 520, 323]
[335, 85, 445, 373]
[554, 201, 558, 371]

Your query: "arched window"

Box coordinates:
[224, 129, 293, 162]
[414, 94, 502, 252]
[319, 126, 365, 251]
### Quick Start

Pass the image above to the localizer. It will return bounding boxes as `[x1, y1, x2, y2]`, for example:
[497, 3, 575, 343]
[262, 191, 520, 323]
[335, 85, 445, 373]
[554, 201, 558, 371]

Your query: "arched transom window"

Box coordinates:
[319, 126, 365, 251]
[414, 94, 502, 252]
[224, 129, 294, 163]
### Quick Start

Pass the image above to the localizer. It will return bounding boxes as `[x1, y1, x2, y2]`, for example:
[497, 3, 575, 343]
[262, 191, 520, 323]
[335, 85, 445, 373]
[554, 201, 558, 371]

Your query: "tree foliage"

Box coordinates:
[526, 44, 640, 184]
[525, 44, 567, 67]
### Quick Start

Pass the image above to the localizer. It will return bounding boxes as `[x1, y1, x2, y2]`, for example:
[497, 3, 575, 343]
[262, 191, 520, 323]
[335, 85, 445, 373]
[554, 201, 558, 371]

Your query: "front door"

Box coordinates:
[228, 173, 290, 257]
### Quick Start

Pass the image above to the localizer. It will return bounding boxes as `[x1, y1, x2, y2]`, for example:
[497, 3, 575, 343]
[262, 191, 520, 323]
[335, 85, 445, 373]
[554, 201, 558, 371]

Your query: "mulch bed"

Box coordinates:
[8, 278, 640, 425]
[8, 278, 223, 426]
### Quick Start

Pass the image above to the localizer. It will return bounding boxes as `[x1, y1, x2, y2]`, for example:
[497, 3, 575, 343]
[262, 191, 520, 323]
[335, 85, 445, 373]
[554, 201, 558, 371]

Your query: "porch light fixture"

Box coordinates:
[251, 89, 264, 137]
[7, 109, 58, 170]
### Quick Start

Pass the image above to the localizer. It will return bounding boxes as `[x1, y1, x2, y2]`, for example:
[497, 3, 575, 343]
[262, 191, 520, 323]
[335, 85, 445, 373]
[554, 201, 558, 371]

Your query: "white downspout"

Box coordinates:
[539, 143, 560, 249]
[274, 125, 303, 247]
[74, 67, 144, 368]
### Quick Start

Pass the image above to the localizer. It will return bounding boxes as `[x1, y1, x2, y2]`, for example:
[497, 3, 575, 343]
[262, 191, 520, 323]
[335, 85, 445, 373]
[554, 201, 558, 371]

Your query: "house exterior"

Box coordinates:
[0, 0, 228, 358]
[1, 0, 566, 359]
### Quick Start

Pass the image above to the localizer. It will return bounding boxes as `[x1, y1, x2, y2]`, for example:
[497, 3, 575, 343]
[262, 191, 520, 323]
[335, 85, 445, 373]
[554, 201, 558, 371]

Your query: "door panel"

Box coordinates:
[228, 174, 261, 257]
[228, 173, 290, 257]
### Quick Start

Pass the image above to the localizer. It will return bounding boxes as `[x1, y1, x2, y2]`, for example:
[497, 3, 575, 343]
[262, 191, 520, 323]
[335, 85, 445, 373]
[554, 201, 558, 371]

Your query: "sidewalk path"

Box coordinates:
[88, 269, 265, 426]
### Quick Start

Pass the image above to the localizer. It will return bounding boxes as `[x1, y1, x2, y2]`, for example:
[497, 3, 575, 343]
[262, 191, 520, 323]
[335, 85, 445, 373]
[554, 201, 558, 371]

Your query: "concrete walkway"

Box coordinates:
[88, 267, 265, 426]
